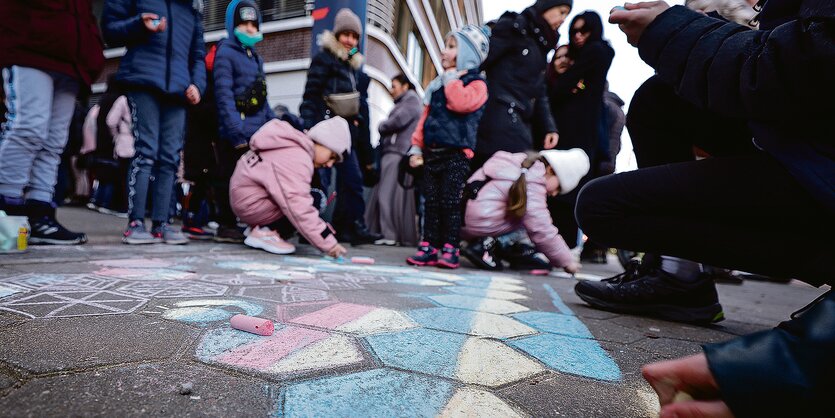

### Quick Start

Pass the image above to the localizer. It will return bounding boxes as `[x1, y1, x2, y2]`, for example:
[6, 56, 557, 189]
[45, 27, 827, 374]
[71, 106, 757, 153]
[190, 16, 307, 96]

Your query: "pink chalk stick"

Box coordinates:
[530, 269, 551, 276]
[351, 256, 375, 265]
[230, 314, 275, 336]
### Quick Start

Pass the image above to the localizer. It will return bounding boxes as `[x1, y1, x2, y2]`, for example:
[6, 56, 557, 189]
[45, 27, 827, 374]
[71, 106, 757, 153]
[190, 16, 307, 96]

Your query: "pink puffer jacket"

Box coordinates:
[462, 151, 573, 268]
[230, 120, 338, 252]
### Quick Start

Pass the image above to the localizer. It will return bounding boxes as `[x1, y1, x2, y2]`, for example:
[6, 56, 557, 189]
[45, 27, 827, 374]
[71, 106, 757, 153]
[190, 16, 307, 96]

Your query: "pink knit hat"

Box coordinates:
[307, 117, 351, 162]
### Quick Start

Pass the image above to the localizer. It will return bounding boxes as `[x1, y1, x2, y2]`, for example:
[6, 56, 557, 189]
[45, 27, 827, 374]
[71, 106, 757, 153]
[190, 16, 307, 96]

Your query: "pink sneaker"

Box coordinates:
[436, 243, 460, 269]
[244, 226, 296, 255]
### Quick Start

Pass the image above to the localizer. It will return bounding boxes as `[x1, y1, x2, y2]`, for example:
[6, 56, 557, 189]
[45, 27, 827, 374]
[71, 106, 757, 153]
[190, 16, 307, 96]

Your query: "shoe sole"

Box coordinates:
[122, 238, 160, 245]
[244, 237, 295, 254]
[574, 291, 725, 324]
[186, 234, 215, 240]
[163, 239, 189, 245]
[406, 258, 437, 266]
[29, 237, 86, 245]
[436, 260, 460, 269]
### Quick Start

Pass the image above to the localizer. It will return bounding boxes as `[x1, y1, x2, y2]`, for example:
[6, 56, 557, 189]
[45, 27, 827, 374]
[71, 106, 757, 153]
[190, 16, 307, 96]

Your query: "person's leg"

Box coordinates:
[149, 100, 187, 244]
[407, 153, 442, 266]
[436, 152, 469, 268]
[0, 67, 53, 204]
[213, 140, 245, 242]
[123, 91, 161, 244]
[335, 150, 380, 245]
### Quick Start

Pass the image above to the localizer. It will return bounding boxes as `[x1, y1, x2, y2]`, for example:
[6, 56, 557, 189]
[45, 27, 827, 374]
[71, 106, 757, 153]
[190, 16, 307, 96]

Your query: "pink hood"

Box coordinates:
[230, 120, 338, 252]
[463, 151, 573, 268]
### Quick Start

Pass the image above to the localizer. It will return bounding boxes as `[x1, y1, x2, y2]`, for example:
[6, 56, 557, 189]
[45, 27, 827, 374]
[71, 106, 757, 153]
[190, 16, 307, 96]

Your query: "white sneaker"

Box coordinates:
[244, 226, 296, 255]
[374, 239, 397, 246]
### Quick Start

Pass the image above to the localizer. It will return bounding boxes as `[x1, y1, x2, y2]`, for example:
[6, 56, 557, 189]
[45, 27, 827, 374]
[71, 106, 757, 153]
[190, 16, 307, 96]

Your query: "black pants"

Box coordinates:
[422, 148, 469, 248]
[576, 77, 832, 285]
[213, 140, 247, 227]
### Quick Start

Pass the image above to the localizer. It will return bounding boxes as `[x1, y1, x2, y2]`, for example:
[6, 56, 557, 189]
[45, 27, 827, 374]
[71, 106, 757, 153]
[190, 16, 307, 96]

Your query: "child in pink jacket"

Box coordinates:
[230, 117, 350, 258]
[462, 149, 590, 273]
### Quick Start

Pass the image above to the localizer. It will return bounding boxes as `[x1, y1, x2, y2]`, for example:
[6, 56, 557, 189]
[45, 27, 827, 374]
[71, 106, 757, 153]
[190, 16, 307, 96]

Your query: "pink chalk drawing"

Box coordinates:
[237, 285, 331, 304]
[288, 302, 418, 336]
[197, 326, 366, 377]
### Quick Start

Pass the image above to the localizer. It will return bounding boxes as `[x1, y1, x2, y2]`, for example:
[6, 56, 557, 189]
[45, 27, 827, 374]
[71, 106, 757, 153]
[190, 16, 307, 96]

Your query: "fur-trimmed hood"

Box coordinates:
[318, 30, 364, 69]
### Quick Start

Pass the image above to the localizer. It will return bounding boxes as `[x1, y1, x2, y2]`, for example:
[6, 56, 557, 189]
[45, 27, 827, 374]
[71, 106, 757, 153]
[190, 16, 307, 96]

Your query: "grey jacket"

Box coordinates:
[378, 90, 423, 156]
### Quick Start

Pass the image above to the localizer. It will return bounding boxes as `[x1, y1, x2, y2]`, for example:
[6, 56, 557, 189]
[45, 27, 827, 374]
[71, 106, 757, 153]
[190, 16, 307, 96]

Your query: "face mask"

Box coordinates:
[234, 28, 263, 47]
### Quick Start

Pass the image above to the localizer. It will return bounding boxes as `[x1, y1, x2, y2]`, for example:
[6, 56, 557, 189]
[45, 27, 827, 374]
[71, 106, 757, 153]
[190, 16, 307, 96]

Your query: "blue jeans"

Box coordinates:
[126, 91, 186, 223]
[0, 66, 79, 202]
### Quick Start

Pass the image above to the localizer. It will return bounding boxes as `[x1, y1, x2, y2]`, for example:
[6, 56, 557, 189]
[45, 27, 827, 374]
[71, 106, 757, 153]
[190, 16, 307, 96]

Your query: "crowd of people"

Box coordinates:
[0, 0, 831, 416]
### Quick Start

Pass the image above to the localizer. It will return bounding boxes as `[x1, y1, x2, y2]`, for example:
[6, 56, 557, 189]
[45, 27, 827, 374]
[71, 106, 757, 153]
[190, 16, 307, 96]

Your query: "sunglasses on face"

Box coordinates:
[570, 26, 591, 35]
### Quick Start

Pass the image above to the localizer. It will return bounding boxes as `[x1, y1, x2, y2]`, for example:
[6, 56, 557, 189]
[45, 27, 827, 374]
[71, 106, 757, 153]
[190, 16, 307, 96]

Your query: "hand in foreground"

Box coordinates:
[327, 244, 348, 258]
[185, 84, 201, 105]
[563, 261, 581, 274]
[543, 132, 559, 149]
[409, 155, 424, 168]
[609, 2, 671, 46]
[142, 13, 167, 33]
[642, 354, 734, 418]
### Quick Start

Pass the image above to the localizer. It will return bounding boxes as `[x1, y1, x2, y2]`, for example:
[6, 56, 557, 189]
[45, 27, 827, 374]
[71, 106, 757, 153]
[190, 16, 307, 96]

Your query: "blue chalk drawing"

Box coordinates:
[408, 307, 480, 335]
[509, 333, 621, 381]
[0, 284, 25, 299]
[512, 311, 593, 339]
[197, 327, 268, 360]
[281, 368, 453, 418]
[543, 283, 573, 315]
[162, 299, 263, 326]
[366, 328, 467, 378]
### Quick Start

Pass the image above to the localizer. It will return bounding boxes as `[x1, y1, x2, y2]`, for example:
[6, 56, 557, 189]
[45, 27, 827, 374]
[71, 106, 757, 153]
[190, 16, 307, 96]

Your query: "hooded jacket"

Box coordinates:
[102, 0, 207, 99]
[300, 31, 372, 165]
[229, 120, 338, 252]
[476, 7, 559, 158]
[0, 0, 104, 88]
[463, 151, 573, 268]
[214, 0, 277, 148]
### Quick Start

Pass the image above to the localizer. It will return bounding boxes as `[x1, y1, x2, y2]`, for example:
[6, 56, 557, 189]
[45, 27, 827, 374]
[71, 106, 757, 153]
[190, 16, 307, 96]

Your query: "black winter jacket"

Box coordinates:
[300, 31, 372, 166]
[638, 1, 835, 212]
[476, 7, 558, 158]
[424, 70, 487, 151]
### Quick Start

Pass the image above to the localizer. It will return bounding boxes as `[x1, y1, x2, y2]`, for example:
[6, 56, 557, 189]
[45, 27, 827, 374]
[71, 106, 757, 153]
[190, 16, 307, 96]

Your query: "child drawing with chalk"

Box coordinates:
[461, 150, 589, 274]
[229, 117, 350, 258]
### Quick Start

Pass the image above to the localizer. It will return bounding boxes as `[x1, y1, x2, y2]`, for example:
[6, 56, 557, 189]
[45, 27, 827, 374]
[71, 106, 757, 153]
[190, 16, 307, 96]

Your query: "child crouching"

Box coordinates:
[230, 117, 349, 258]
[406, 25, 491, 269]
[462, 149, 590, 273]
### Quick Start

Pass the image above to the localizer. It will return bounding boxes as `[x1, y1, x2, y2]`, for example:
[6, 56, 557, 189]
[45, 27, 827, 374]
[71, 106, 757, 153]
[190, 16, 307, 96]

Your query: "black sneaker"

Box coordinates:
[214, 225, 245, 243]
[349, 220, 383, 246]
[499, 242, 551, 271]
[462, 237, 503, 270]
[574, 260, 725, 324]
[30, 216, 87, 245]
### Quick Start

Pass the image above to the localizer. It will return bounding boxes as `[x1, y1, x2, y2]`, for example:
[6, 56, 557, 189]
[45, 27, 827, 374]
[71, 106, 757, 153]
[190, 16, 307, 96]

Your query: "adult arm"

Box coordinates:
[80, 106, 99, 155]
[299, 53, 330, 130]
[213, 50, 250, 148]
[101, 0, 147, 47]
[188, 13, 207, 95]
[379, 95, 420, 135]
[356, 72, 373, 167]
[533, 80, 558, 135]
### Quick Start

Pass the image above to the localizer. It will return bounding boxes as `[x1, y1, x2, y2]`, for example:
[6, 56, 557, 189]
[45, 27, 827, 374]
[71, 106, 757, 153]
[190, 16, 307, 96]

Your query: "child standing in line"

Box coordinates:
[102, 0, 206, 245]
[462, 150, 589, 273]
[406, 25, 491, 269]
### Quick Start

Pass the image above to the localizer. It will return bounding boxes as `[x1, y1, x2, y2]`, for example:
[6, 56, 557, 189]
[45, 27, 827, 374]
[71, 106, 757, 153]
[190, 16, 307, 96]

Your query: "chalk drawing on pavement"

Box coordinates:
[428, 294, 530, 315]
[237, 285, 330, 304]
[366, 328, 545, 387]
[94, 268, 196, 281]
[0, 283, 27, 299]
[288, 302, 418, 336]
[197, 326, 365, 377]
[2, 274, 118, 291]
[0, 290, 147, 318]
[115, 281, 228, 299]
[91, 258, 174, 268]
[279, 369, 525, 418]
[393, 277, 453, 287]
[159, 299, 263, 326]
[408, 307, 536, 339]
[197, 274, 268, 286]
[446, 286, 528, 301]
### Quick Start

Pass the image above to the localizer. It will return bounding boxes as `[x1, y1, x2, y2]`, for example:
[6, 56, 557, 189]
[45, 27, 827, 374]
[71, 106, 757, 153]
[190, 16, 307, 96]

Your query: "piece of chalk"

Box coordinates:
[612, 6, 627, 11]
[351, 256, 375, 265]
[324, 255, 346, 263]
[530, 269, 550, 276]
[230, 314, 274, 336]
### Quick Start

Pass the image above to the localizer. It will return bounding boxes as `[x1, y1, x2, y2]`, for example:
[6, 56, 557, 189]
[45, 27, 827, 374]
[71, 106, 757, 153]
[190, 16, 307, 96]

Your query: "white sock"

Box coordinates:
[660, 256, 703, 282]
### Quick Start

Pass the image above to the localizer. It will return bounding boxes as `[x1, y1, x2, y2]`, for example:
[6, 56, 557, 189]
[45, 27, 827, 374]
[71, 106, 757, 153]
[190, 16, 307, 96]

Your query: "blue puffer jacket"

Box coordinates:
[102, 0, 206, 99]
[424, 70, 487, 150]
[214, 0, 276, 148]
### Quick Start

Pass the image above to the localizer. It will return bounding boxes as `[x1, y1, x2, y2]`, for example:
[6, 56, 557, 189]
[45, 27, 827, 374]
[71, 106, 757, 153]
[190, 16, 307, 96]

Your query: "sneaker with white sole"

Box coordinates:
[244, 226, 296, 254]
[151, 223, 189, 245]
[123, 220, 158, 245]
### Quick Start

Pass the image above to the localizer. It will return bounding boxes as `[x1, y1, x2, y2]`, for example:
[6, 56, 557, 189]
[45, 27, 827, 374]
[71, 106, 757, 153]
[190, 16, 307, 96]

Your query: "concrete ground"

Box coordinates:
[0, 207, 826, 417]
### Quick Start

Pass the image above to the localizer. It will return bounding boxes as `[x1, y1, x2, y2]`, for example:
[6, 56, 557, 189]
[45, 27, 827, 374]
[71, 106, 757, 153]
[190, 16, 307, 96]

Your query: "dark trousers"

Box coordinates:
[422, 148, 469, 248]
[213, 140, 247, 227]
[330, 150, 366, 234]
[576, 76, 832, 285]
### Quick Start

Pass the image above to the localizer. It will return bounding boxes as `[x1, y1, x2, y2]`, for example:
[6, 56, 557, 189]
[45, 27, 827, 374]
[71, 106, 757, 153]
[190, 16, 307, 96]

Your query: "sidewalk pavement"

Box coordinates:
[0, 207, 827, 417]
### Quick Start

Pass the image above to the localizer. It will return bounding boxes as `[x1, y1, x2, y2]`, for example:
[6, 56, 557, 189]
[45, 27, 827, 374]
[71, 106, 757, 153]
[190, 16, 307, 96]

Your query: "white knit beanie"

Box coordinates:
[308, 117, 351, 162]
[539, 148, 590, 194]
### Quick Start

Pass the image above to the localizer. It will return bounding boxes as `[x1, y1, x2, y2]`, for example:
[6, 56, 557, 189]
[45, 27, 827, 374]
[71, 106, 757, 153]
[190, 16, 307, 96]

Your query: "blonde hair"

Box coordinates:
[507, 152, 542, 219]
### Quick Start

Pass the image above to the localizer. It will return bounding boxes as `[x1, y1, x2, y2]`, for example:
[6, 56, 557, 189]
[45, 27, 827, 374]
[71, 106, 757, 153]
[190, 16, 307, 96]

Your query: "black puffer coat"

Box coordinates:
[300, 31, 372, 166]
[476, 7, 558, 159]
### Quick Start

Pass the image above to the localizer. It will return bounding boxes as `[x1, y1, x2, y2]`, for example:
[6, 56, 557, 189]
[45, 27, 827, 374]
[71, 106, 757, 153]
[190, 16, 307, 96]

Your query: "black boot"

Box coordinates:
[26, 200, 87, 245]
[498, 242, 551, 271]
[462, 237, 503, 270]
[349, 219, 383, 246]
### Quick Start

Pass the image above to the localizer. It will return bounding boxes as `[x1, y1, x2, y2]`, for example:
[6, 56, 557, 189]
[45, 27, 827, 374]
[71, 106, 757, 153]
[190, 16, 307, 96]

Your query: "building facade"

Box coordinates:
[93, 0, 483, 146]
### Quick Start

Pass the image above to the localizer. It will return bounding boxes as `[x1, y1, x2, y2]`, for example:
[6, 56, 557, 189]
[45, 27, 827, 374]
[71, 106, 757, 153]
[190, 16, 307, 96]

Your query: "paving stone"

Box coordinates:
[0, 311, 24, 328]
[0, 362, 277, 417]
[0, 373, 16, 390]
[0, 315, 197, 373]
[632, 337, 704, 360]
[610, 316, 737, 344]
[500, 371, 658, 418]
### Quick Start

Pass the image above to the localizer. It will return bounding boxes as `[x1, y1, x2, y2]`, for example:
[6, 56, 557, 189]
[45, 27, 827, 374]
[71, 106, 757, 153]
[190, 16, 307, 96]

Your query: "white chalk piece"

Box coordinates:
[351, 256, 375, 265]
[230, 314, 275, 336]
